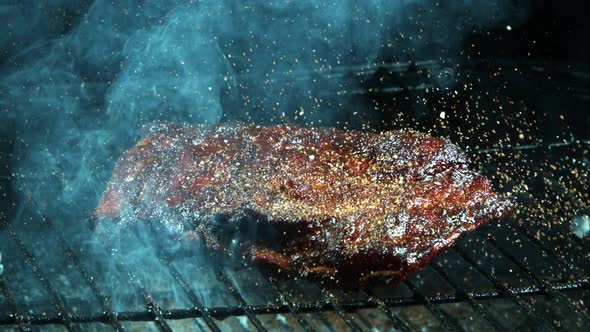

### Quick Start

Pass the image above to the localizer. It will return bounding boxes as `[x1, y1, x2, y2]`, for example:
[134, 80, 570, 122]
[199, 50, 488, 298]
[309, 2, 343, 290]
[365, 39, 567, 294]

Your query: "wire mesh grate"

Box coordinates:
[1, 212, 588, 331]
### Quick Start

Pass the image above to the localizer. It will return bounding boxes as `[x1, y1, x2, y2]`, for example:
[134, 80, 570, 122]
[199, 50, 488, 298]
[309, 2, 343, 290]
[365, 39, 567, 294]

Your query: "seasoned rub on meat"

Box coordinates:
[93, 122, 513, 286]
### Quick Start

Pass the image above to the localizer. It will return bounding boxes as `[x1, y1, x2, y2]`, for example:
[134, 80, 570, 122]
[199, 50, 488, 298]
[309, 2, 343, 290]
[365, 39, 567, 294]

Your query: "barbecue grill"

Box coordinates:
[1, 1, 589, 331]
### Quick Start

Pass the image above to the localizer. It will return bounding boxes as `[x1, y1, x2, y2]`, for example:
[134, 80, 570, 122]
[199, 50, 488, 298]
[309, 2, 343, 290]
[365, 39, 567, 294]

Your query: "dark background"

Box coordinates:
[1, 0, 588, 141]
[468, 1, 588, 62]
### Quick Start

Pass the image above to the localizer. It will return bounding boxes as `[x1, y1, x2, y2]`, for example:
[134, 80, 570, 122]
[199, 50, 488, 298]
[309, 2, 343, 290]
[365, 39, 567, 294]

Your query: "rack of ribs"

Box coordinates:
[93, 122, 513, 286]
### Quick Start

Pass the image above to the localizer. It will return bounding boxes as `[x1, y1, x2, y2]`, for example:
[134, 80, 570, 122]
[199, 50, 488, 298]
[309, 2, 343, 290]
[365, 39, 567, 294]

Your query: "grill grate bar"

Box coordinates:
[0, 281, 585, 326]
[39, 215, 125, 332]
[0, 278, 31, 332]
[264, 277, 316, 332]
[182, 221, 270, 331]
[473, 139, 587, 155]
[318, 288, 363, 332]
[156, 256, 222, 332]
[514, 224, 589, 287]
[216, 268, 268, 332]
[314, 314, 340, 331]
[40, 212, 172, 331]
[83, 223, 174, 332]
[361, 288, 413, 332]
[139, 223, 222, 332]
[430, 262, 505, 331]
[6, 225, 79, 332]
[568, 230, 588, 245]
[452, 245, 558, 332]
[487, 236, 590, 322]
[403, 280, 464, 332]
[539, 214, 590, 251]
[62, 243, 125, 332]
[114, 261, 173, 332]
[198, 243, 316, 331]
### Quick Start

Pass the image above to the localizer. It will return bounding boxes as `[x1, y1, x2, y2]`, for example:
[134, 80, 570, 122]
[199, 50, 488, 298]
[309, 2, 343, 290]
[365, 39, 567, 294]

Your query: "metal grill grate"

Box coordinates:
[0, 141, 589, 331]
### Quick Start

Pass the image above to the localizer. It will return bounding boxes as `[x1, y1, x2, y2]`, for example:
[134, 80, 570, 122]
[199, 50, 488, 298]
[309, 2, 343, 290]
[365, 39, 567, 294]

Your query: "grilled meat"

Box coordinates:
[94, 122, 513, 286]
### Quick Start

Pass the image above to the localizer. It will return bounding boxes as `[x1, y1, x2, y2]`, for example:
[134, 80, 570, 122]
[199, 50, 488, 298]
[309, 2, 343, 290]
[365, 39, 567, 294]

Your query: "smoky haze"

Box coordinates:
[1, 1, 528, 220]
[0, 0, 527, 263]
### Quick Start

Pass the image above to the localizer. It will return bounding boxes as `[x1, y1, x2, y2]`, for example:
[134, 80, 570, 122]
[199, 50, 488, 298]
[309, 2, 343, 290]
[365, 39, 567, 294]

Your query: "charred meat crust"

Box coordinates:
[93, 122, 513, 286]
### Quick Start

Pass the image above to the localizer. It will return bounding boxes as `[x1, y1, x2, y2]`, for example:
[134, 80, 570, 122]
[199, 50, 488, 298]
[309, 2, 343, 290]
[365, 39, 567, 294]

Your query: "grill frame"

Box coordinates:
[0, 141, 588, 332]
